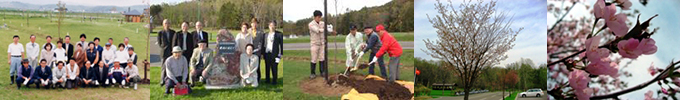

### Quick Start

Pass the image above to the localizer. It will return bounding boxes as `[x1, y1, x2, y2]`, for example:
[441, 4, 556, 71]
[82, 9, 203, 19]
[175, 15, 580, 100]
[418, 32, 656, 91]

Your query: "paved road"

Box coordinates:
[515, 93, 548, 100]
[432, 92, 509, 100]
[148, 36, 414, 66]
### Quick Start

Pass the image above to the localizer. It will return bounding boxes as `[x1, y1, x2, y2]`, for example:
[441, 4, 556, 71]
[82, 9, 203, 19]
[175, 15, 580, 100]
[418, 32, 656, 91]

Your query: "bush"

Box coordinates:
[415, 84, 431, 96]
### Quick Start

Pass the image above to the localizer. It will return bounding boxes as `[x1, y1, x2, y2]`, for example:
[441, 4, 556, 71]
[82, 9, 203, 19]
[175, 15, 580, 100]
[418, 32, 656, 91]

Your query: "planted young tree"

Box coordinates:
[423, 0, 522, 99]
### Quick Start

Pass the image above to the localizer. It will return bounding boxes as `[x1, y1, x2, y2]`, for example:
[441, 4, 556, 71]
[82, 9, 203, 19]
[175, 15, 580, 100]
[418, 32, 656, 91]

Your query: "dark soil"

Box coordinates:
[301, 73, 412, 100]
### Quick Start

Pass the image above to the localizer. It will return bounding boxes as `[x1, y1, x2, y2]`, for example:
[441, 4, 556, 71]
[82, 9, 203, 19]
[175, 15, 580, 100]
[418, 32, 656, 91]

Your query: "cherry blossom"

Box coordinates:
[617, 38, 657, 59]
[569, 69, 592, 100]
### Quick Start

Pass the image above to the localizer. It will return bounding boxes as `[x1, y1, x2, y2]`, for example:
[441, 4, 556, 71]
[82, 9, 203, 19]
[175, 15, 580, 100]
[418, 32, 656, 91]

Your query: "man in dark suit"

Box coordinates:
[95, 61, 110, 87]
[192, 21, 209, 47]
[63, 35, 74, 64]
[157, 19, 175, 86]
[174, 22, 195, 66]
[80, 61, 97, 87]
[33, 59, 52, 89]
[250, 18, 266, 82]
[263, 20, 283, 85]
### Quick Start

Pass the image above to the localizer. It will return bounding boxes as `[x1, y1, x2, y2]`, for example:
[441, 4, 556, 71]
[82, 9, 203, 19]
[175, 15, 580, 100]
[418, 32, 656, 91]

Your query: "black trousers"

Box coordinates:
[264, 53, 278, 84]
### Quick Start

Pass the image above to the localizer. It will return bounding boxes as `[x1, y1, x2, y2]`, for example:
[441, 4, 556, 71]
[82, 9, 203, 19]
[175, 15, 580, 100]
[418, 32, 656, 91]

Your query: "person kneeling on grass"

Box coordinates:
[239, 44, 259, 87]
[52, 61, 67, 89]
[16, 59, 36, 89]
[165, 46, 190, 94]
[95, 61, 110, 87]
[79, 61, 97, 87]
[65, 59, 80, 89]
[108, 61, 127, 88]
[33, 59, 52, 89]
[125, 59, 141, 90]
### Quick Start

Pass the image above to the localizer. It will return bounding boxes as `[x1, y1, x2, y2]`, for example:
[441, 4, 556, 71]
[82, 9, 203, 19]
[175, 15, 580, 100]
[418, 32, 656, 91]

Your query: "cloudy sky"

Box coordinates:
[414, 0, 548, 67]
[547, 0, 680, 99]
[0, 0, 148, 6]
[283, 0, 390, 21]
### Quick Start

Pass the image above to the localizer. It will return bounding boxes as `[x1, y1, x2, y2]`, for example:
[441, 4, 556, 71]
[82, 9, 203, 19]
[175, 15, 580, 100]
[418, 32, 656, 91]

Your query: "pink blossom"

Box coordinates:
[586, 60, 619, 77]
[569, 69, 592, 100]
[648, 63, 657, 76]
[617, 38, 658, 59]
[662, 88, 669, 94]
[593, 0, 606, 19]
[645, 90, 657, 100]
[604, 9, 628, 37]
[616, 0, 632, 10]
[674, 78, 680, 86]
[585, 36, 609, 61]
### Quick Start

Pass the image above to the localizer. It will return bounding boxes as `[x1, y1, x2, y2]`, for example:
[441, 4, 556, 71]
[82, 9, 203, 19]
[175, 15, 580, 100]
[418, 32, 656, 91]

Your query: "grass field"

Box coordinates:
[0, 14, 150, 99]
[282, 32, 414, 43]
[149, 60, 284, 100]
[282, 49, 415, 100]
[505, 91, 519, 100]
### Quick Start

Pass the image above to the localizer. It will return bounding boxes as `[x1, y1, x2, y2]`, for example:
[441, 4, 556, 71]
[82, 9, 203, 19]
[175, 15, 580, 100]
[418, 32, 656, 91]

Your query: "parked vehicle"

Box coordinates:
[520, 89, 544, 97]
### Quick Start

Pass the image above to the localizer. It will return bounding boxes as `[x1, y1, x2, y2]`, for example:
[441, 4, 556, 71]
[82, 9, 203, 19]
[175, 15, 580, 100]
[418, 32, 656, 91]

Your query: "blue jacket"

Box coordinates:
[18, 65, 34, 79]
[80, 67, 98, 80]
[33, 66, 52, 80]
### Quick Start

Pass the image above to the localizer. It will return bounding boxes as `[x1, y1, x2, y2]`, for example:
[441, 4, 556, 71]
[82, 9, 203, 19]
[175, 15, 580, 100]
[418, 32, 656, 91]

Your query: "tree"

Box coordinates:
[423, 0, 522, 99]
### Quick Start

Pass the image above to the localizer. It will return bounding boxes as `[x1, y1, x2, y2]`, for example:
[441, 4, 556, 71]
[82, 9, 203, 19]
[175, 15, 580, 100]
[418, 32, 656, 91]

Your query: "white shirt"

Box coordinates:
[52, 66, 67, 82]
[102, 47, 116, 64]
[113, 50, 129, 64]
[25, 42, 40, 60]
[108, 43, 117, 50]
[124, 44, 132, 51]
[266, 32, 275, 53]
[53, 48, 67, 62]
[7, 43, 24, 56]
[66, 64, 78, 80]
[125, 65, 139, 78]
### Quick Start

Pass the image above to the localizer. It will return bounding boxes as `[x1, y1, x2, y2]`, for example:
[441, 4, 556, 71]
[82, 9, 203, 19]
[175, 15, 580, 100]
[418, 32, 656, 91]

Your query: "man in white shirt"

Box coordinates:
[123, 37, 132, 51]
[65, 59, 79, 89]
[8, 35, 24, 85]
[344, 25, 364, 73]
[125, 59, 140, 90]
[52, 61, 67, 88]
[26, 34, 40, 69]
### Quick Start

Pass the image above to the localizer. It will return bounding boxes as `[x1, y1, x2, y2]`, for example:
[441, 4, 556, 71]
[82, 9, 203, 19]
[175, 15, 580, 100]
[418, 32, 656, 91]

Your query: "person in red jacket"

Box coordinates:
[368, 24, 402, 83]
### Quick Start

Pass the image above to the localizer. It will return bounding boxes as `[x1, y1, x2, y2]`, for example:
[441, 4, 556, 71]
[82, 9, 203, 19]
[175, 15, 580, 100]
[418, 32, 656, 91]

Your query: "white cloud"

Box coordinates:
[283, 0, 391, 21]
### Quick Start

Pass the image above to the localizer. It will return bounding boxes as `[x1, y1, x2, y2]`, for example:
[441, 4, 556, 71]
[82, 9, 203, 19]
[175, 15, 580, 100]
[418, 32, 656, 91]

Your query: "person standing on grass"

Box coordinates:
[86, 42, 100, 70]
[368, 24, 403, 83]
[93, 37, 104, 66]
[127, 47, 138, 66]
[174, 22, 195, 69]
[16, 59, 35, 89]
[308, 10, 333, 80]
[165, 46, 190, 94]
[34, 59, 52, 89]
[43, 36, 54, 51]
[345, 25, 364, 73]
[102, 43, 115, 70]
[250, 18, 266, 82]
[109, 61, 126, 88]
[63, 36, 74, 64]
[239, 44, 259, 87]
[26, 34, 40, 69]
[125, 59, 140, 90]
[189, 40, 212, 87]
[8, 35, 24, 85]
[158, 19, 175, 86]
[108, 38, 117, 51]
[123, 37, 132, 51]
[236, 22, 253, 53]
[192, 21, 209, 47]
[74, 44, 87, 69]
[360, 26, 386, 78]
[263, 20, 283, 84]
[41, 42, 55, 66]
[77, 34, 88, 53]
[113, 43, 130, 69]
[53, 40, 68, 68]
[52, 61, 67, 89]
[65, 59, 80, 89]
[79, 61, 96, 87]
[95, 61, 110, 87]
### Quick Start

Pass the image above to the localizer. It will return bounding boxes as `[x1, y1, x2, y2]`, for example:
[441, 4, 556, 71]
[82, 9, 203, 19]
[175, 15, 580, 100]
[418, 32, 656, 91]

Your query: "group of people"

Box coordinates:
[156, 18, 283, 94]
[7, 34, 141, 90]
[308, 10, 403, 83]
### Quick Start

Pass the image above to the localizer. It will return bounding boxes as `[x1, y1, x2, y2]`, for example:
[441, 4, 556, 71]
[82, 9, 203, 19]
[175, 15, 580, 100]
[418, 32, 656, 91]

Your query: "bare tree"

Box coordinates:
[424, 0, 522, 99]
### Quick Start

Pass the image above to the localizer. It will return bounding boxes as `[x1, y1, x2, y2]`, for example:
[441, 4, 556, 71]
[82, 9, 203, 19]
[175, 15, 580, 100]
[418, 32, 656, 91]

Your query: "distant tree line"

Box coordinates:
[150, 0, 283, 29]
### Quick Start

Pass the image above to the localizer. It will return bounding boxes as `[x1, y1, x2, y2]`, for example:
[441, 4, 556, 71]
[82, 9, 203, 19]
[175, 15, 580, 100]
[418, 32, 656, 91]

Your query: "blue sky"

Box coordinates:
[546, 0, 680, 99]
[414, 0, 548, 66]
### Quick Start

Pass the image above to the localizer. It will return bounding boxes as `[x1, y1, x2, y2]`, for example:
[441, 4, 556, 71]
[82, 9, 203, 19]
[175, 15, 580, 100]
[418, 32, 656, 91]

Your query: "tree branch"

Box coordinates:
[548, 3, 577, 32]
[590, 60, 680, 99]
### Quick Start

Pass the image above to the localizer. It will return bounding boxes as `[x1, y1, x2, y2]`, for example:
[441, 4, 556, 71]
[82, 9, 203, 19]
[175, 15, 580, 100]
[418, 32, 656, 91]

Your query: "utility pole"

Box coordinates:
[323, 0, 329, 84]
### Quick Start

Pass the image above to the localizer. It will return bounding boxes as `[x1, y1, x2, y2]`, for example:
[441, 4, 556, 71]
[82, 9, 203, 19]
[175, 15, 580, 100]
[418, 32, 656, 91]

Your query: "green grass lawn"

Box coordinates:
[149, 59, 283, 100]
[282, 32, 414, 43]
[428, 89, 461, 97]
[0, 14, 150, 99]
[283, 49, 414, 100]
[505, 91, 519, 100]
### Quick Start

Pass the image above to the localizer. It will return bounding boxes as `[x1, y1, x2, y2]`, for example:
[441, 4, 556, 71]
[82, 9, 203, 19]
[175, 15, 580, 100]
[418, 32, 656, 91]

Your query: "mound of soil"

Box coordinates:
[300, 73, 413, 100]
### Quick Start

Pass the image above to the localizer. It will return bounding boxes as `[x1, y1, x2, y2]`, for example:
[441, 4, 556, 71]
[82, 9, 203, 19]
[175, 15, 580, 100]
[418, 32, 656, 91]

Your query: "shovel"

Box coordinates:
[342, 52, 365, 76]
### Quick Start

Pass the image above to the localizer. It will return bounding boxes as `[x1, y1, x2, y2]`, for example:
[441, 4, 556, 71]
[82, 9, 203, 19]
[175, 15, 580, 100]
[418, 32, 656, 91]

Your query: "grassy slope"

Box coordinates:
[0, 14, 150, 99]
[283, 49, 414, 100]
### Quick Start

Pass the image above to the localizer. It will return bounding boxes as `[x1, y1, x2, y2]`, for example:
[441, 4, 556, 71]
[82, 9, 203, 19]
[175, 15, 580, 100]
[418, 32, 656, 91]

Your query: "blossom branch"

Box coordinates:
[590, 60, 680, 99]
[548, 3, 577, 32]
